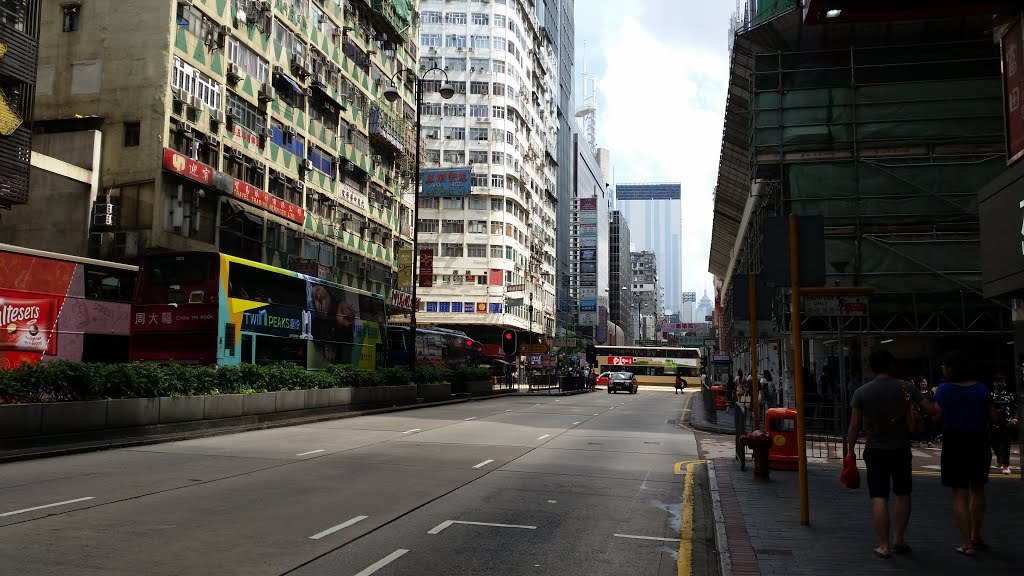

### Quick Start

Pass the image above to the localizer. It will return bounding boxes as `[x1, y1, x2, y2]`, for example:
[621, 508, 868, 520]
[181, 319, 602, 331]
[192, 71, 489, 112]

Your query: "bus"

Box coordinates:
[130, 252, 386, 370]
[594, 346, 703, 387]
[386, 326, 483, 370]
[0, 243, 138, 369]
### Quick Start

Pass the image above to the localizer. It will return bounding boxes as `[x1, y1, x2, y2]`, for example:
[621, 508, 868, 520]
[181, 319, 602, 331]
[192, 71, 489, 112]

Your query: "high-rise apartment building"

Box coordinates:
[609, 210, 633, 343]
[631, 250, 662, 342]
[616, 182, 682, 313]
[0, 0, 40, 207]
[549, 0, 575, 337]
[569, 124, 609, 340]
[414, 0, 560, 348]
[7, 0, 419, 306]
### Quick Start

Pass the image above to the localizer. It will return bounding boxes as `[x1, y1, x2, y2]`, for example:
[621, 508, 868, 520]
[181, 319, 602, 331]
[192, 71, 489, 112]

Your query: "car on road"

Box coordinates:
[606, 371, 638, 394]
[596, 372, 611, 388]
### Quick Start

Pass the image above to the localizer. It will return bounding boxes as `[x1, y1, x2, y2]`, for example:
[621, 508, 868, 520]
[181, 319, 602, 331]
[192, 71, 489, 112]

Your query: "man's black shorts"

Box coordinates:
[863, 447, 912, 499]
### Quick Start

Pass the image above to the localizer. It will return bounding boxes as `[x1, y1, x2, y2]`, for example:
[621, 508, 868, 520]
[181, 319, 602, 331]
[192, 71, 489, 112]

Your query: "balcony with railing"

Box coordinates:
[369, 98, 405, 153]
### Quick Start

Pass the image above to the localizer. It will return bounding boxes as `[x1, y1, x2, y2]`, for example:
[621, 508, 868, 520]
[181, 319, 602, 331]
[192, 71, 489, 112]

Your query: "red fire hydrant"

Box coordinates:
[740, 429, 773, 480]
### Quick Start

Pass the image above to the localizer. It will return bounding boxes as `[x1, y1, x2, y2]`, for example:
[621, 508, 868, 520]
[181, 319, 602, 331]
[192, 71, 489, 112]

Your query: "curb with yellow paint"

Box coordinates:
[677, 460, 703, 576]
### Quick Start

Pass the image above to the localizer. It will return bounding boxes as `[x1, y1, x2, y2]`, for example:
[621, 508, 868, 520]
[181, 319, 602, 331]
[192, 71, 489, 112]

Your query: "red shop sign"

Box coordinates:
[609, 356, 634, 366]
[162, 148, 214, 186]
[231, 179, 305, 225]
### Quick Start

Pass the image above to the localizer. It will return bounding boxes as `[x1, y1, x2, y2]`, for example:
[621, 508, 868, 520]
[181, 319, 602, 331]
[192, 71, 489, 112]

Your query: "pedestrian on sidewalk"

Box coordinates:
[914, 376, 937, 447]
[933, 350, 999, 557]
[990, 374, 1018, 475]
[759, 370, 777, 425]
[846, 349, 938, 559]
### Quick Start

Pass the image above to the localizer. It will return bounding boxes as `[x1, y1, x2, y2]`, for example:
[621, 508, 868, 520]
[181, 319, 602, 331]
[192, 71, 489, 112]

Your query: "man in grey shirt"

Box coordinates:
[847, 349, 937, 559]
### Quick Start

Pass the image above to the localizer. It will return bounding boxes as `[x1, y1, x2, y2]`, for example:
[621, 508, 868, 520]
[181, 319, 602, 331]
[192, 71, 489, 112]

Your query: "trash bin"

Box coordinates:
[711, 385, 727, 410]
[766, 407, 798, 470]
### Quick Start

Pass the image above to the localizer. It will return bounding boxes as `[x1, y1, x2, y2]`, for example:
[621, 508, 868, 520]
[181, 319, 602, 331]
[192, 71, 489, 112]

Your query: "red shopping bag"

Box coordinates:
[840, 453, 860, 489]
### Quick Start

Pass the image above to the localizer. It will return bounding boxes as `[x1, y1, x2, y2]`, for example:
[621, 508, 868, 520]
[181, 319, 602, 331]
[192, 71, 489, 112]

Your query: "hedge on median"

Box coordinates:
[0, 361, 492, 404]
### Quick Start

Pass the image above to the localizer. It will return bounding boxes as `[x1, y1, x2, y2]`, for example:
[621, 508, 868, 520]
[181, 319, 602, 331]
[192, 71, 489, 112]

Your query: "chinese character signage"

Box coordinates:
[418, 249, 434, 288]
[421, 166, 473, 197]
[231, 179, 305, 225]
[578, 198, 597, 210]
[162, 148, 213, 186]
[1003, 17, 1024, 165]
[397, 249, 414, 290]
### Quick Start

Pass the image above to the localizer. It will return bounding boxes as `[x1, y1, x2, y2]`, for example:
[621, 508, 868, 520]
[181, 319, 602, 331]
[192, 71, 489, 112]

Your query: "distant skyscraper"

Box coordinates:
[696, 290, 714, 323]
[681, 291, 696, 322]
[616, 183, 682, 314]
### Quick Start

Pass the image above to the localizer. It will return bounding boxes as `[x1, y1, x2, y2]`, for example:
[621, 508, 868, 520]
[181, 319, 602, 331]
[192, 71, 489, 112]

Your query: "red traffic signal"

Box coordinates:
[504, 332, 512, 340]
[501, 329, 517, 355]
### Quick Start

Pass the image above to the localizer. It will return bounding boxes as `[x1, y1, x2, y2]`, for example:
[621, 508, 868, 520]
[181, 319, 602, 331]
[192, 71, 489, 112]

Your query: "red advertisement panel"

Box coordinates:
[1003, 18, 1024, 165]
[608, 356, 634, 366]
[162, 147, 214, 185]
[0, 291, 60, 368]
[418, 249, 433, 288]
[130, 304, 218, 333]
[231, 179, 305, 225]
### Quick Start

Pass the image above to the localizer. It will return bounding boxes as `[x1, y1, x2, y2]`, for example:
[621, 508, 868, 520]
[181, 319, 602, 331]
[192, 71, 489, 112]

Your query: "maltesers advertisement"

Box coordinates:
[0, 249, 77, 368]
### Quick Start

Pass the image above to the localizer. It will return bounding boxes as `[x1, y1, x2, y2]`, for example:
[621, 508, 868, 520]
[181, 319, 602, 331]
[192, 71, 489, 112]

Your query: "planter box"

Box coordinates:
[107, 398, 160, 428]
[329, 387, 352, 407]
[242, 392, 276, 416]
[0, 403, 43, 438]
[389, 384, 417, 405]
[466, 380, 494, 395]
[420, 382, 452, 401]
[40, 400, 108, 435]
[275, 390, 306, 413]
[351, 387, 372, 405]
[305, 389, 331, 409]
[159, 396, 206, 424]
[204, 394, 244, 420]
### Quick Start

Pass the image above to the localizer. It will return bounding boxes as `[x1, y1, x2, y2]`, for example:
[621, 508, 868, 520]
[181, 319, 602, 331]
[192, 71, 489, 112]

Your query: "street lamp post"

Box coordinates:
[384, 68, 454, 374]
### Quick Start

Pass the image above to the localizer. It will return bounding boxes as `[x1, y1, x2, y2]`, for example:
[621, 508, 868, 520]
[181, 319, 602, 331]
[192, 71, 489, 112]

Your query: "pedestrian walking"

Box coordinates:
[989, 374, 1018, 475]
[933, 350, 1000, 557]
[846, 349, 938, 559]
[759, 370, 776, 425]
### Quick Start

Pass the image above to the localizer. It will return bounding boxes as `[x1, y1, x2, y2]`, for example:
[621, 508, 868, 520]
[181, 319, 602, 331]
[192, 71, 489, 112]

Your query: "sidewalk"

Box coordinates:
[685, 388, 734, 435]
[710, 457, 1024, 576]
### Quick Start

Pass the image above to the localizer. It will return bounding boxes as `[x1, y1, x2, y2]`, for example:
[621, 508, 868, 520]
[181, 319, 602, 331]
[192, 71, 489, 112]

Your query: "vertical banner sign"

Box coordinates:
[1002, 17, 1024, 165]
[397, 249, 414, 290]
[418, 249, 434, 288]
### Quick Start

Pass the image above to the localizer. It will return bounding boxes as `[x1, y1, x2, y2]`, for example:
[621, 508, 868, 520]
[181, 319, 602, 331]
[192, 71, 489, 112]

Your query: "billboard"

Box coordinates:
[418, 249, 433, 287]
[616, 183, 681, 201]
[580, 249, 597, 261]
[578, 197, 597, 210]
[1002, 16, 1024, 165]
[682, 292, 696, 303]
[421, 166, 472, 197]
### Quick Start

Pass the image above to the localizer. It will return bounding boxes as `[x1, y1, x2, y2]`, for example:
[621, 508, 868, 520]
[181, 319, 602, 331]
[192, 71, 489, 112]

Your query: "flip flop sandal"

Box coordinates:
[955, 546, 976, 557]
[893, 543, 912, 554]
[874, 548, 892, 559]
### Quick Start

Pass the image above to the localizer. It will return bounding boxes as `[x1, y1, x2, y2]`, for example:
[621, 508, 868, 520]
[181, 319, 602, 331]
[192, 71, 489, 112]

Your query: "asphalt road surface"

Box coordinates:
[0, 390, 716, 576]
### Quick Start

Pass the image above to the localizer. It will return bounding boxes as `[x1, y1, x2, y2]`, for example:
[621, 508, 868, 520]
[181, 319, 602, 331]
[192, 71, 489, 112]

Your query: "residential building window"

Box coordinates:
[492, 106, 506, 119]
[469, 128, 488, 141]
[471, 35, 490, 49]
[443, 150, 465, 164]
[471, 13, 489, 25]
[442, 198, 465, 210]
[469, 104, 488, 117]
[420, 33, 442, 47]
[442, 243, 464, 257]
[442, 220, 464, 233]
[422, 11, 442, 24]
[492, 37, 506, 51]
[470, 58, 489, 71]
[227, 37, 270, 83]
[493, 60, 506, 73]
[470, 81, 489, 95]
[445, 34, 467, 48]
[445, 127, 465, 140]
[467, 244, 487, 257]
[469, 152, 489, 165]
[505, 247, 514, 260]
[308, 92, 339, 131]
[449, 81, 467, 95]
[443, 103, 465, 116]
[417, 219, 439, 233]
[445, 12, 467, 25]
[490, 246, 503, 258]
[445, 57, 467, 71]
[307, 144, 335, 178]
[172, 57, 223, 110]
[425, 149, 441, 164]
[62, 4, 80, 31]
[494, 14, 506, 27]
[273, 20, 306, 58]
[421, 56, 441, 69]
[226, 91, 264, 134]
[491, 151, 504, 164]
[490, 199, 503, 213]
[419, 197, 440, 209]
[423, 125, 441, 140]
[123, 122, 140, 147]
[491, 128, 505, 141]
[469, 196, 487, 210]
[421, 102, 442, 116]
[492, 83, 506, 96]
[268, 122, 304, 157]
[491, 174, 504, 188]
[468, 220, 488, 234]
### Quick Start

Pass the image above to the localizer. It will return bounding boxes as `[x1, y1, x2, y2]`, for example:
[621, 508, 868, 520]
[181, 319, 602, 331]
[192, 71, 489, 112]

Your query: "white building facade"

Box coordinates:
[414, 0, 560, 344]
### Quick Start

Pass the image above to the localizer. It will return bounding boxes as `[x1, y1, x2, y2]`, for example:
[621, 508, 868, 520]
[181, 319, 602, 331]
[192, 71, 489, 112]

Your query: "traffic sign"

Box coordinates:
[803, 295, 868, 317]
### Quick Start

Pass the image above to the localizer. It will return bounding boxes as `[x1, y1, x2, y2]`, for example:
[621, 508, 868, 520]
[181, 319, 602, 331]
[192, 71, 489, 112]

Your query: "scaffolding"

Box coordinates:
[715, 32, 1014, 370]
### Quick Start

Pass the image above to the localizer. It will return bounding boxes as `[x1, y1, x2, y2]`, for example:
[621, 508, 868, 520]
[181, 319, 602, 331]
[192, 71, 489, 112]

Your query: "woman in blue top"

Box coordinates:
[933, 350, 999, 557]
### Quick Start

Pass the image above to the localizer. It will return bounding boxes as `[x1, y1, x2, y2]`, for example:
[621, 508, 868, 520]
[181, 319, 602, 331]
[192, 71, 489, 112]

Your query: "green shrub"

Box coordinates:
[411, 366, 449, 384]
[376, 367, 412, 386]
[453, 366, 491, 384]
[326, 363, 359, 387]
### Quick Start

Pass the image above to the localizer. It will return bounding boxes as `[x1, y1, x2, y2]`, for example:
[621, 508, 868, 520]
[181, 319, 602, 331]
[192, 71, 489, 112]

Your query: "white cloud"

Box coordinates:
[595, 16, 729, 294]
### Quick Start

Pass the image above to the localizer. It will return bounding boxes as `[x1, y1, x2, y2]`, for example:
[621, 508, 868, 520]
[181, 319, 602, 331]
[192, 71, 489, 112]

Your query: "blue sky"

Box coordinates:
[572, 1, 735, 298]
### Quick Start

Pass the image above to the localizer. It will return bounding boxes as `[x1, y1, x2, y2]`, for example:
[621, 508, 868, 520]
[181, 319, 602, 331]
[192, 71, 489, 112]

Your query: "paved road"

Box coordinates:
[0, 390, 715, 576]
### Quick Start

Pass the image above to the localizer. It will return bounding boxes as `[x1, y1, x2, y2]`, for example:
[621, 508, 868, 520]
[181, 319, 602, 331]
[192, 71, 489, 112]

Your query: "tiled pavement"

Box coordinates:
[710, 457, 1024, 576]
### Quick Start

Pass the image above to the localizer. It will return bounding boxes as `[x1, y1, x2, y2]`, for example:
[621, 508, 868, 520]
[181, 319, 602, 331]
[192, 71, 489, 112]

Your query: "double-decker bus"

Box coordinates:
[594, 345, 703, 387]
[0, 243, 138, 369]
[130, 252, 386, 370]
[386, 326, 483, 370]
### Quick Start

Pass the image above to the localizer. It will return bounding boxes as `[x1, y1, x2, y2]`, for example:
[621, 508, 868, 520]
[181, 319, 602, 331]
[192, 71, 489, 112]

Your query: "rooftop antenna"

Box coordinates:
[575, 41, 597, 152]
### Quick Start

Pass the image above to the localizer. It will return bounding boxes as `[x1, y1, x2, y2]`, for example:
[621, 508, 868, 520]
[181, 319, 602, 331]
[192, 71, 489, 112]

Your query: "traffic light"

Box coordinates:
[501, 329, 518, 356]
